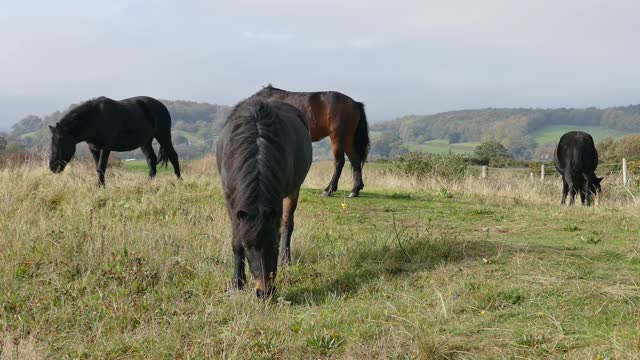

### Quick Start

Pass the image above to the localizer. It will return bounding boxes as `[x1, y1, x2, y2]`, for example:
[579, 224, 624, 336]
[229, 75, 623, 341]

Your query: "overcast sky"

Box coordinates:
[1, 0, 639, 130]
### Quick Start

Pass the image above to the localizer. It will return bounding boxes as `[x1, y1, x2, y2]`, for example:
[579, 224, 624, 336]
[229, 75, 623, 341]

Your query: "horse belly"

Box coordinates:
[112, 131, 154, 152]
[310, 126, 329, 142]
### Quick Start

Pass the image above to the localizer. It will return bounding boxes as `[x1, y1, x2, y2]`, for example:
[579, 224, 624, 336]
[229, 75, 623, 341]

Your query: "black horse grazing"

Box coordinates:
[49, 96, 181, 186]
[217, 98, 312, 298]
[554, 131, 603, 206]
[252, 85, 370, 197]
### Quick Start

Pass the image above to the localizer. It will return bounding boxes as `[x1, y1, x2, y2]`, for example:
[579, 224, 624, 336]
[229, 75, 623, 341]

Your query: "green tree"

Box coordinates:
[448, 131, 462, 144]
[0, 136, 6, 152]
[506, 136, 536, 159]
[474, 140, 512, 164]
[609, 134, 640, 160]
[371, 131, 404, 159]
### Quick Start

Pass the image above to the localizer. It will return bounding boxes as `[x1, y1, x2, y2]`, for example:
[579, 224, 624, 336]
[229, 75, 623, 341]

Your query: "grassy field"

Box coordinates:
[531, 125, 628, 145]
[1, 159, 640, 359]
[406, 140, 481, 155]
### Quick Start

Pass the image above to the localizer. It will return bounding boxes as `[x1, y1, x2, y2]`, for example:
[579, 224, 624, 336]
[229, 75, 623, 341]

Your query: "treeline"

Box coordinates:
[4, 100, 640, 162]
[370, 106, 640, 159]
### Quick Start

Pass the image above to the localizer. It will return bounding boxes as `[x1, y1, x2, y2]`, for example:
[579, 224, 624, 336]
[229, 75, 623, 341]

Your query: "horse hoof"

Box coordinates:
[322, 191, 332, 197]
[348, 192, 358, 198]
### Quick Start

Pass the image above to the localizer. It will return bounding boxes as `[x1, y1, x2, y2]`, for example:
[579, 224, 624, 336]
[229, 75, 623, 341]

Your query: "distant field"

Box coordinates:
[406, 139, 480, 154]
[532, 125, 628, 145]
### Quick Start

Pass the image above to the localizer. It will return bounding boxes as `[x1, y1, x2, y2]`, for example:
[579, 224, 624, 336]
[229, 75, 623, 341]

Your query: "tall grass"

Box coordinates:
[1, 158, 640, 358]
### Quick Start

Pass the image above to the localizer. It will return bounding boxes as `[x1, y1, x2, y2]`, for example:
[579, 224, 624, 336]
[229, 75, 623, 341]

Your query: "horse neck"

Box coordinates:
[63, 107, 95, 142]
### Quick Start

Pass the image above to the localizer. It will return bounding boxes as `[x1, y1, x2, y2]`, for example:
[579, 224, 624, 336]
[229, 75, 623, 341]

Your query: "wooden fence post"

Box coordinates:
[622, 158, 628, 187]
[481, 166, 488, 179]
[540, 164, 545, 184]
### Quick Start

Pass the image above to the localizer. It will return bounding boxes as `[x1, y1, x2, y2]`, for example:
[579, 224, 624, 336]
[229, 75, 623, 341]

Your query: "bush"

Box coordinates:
[394, 152, 468, 181]
[609, 134, 640, 161]
[474, 141, 512, 163]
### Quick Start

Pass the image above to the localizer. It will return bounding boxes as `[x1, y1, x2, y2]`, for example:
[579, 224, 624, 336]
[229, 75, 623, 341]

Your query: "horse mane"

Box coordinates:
[225, 98, 287, 238]
[57, 97, 106, 134]
[254, 84, 287, 97]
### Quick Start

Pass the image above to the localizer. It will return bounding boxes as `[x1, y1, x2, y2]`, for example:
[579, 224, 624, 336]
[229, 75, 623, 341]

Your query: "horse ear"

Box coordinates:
[49, 125, 55, 133]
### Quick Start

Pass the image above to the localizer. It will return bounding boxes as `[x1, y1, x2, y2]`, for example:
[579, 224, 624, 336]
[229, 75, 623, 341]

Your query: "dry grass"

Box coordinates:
[1, 158, 640, 358]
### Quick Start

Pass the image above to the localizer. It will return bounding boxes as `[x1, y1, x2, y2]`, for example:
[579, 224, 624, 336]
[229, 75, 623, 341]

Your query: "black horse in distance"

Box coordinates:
[49, 96, 181, 186]
[553, 131, 603, 206]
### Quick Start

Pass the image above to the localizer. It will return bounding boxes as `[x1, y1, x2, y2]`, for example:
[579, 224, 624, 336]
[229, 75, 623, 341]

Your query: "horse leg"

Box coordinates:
[345, 148, 364, 198]
[322, 141, 345, 197]
[140, 142, 158, 179]
[584, 177, 593, 206]
[580, 189, 588, 206]
[561, 179, 569, 205]
[232, 242, 246, 289]
[88, 144, 100, 167]
[280, 188, 300, 265]
[156, 134, 181, 179]
[569, 186, 577, 206]
[97, 148, 111, 187]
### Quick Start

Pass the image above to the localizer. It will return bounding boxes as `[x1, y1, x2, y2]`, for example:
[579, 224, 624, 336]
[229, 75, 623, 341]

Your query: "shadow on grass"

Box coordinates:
[282, 233, 578, 305]
[300, 188, 425, 202]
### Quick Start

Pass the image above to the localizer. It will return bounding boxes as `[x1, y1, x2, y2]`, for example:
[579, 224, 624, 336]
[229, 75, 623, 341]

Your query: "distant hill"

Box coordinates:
[5, 100, 640, 161]
[371, 106, 640, 159]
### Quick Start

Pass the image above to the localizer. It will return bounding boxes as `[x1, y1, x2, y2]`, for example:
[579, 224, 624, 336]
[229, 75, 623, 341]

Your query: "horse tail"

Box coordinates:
[158, 146, 169, 168]
[137, 98, 171, 168]
[353, 102, 370, 166]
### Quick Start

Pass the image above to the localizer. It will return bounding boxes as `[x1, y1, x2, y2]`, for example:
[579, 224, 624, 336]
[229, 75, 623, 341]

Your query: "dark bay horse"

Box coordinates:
[217, 98, 312, 298]
[554, 131, 603, 206]
[49, 96, 181, 186]
[252, 85, 370, 197]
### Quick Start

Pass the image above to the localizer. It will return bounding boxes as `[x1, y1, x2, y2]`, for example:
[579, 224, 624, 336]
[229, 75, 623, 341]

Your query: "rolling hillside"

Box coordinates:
[5, 101, 640, 160]
[371, 105, 640, 159]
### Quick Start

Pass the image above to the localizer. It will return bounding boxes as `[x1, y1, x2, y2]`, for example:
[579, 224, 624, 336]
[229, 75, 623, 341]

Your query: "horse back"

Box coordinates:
[554, 131, 598, 177]
[218, 99, 311, 201]
[118, 96, 171, 129]
[270, 101, 312, 192]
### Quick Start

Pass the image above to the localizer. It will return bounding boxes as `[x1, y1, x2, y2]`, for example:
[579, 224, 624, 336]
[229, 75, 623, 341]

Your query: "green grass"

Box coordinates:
[121, 159, 176, 174]
[406, 139, 481, 154]
[1, 161, 640, 358]
[532, 125, 629, 145]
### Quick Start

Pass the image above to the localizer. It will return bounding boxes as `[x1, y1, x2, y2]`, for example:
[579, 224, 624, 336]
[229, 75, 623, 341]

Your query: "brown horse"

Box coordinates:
[253, 85, 370, 197]
[217, 97, 312, 298]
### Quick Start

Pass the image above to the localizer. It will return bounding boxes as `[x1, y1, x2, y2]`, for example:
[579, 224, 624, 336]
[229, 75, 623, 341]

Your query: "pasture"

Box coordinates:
[531, 125, 627, 145]
[1, 159, 640, 359]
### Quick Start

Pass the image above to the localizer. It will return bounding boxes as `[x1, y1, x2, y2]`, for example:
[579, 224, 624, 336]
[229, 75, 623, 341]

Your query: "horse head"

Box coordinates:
[49, 124, 76, 173]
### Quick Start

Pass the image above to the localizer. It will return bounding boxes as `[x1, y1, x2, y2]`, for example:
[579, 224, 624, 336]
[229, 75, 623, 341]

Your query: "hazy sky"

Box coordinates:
[1, 0, 639, 130]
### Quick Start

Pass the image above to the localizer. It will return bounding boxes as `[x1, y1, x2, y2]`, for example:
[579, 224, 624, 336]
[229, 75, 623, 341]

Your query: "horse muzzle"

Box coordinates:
[255, 275, 276, 299]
